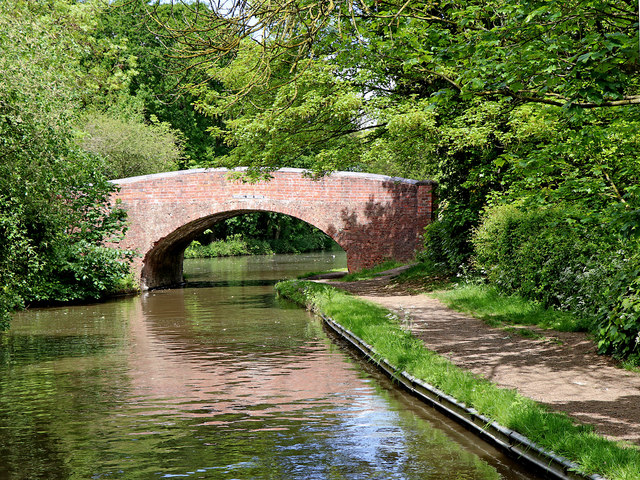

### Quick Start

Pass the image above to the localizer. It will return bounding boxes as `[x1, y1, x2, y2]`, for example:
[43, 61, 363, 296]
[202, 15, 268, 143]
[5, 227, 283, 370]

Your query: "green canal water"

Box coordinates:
[0, 252, 541, 479]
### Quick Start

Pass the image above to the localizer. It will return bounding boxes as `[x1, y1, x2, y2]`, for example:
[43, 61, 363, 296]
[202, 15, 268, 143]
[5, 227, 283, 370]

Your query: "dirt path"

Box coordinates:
[322, 275, 640, 445]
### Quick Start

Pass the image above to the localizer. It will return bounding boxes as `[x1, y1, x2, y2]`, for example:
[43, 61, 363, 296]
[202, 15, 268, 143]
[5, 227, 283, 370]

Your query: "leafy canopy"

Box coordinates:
[0, 0, 133, 328]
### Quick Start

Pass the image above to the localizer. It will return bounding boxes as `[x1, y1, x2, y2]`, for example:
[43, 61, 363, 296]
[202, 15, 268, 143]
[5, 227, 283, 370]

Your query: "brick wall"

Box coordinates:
[111, 168, 436, 289]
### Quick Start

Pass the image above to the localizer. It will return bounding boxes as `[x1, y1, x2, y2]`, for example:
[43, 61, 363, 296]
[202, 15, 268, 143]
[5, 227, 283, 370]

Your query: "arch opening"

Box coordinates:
[141, 209, 346, 290]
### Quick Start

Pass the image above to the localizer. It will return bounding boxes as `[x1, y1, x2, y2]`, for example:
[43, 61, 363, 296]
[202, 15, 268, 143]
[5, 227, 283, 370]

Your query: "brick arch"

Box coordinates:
[139, 208, 346, 289]
[111, 168, 435, 290]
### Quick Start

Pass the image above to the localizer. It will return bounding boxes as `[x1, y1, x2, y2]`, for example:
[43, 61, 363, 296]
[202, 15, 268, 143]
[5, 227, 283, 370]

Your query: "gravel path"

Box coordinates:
[323, 275, 640, 445]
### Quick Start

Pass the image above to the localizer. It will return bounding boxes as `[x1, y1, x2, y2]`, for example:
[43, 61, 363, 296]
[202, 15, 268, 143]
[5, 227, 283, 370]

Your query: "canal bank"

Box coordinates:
[275, 278, 640, 480]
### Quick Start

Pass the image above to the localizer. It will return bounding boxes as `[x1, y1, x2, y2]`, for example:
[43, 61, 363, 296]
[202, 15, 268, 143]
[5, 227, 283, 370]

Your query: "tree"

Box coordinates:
[0, 0, 132, 328]
[95, 0, 229, 167]
[154, 0, 638, 252]
[150, 0, 639, 109]
[189, 42, 368, 175]
[80, 111, 183, 179]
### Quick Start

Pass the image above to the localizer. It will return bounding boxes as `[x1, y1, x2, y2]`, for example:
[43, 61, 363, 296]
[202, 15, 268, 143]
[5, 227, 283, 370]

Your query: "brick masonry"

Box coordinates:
[111, 168, 436, 290]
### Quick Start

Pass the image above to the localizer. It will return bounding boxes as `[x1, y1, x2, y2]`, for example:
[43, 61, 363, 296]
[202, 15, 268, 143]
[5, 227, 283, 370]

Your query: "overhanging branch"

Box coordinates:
[479, 89, 640, 108]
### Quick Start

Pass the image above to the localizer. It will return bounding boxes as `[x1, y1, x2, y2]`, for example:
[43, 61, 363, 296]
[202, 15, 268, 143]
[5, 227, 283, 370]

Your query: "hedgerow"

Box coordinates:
[472, 204, 639, 363]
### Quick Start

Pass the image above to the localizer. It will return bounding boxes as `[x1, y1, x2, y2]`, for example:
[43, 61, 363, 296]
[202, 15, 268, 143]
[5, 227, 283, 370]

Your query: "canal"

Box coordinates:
[0, 252, 541, 479]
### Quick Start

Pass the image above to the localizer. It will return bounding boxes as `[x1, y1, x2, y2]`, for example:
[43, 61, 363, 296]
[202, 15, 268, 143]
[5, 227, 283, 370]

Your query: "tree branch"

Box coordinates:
[480, 89, 640, 108]
[603, 171, 628, 204]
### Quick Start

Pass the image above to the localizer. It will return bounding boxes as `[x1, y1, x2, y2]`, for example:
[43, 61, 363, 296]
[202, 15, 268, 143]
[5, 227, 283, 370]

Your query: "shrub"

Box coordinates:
[596, 259, 640, 363]
[80, 112, 183, 180]
[472, 204, 639, 362]
[27, 242, 135, 303]
[421, 217, 473, 274]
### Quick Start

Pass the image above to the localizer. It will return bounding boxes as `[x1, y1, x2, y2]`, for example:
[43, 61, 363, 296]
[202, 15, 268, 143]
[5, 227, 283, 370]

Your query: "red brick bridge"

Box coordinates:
[111, 168, 436, 290]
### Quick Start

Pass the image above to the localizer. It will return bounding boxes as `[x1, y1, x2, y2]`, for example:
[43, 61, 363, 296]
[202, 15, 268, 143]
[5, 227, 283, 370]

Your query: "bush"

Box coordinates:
[474, 205, 599, 311]
[27, 242, 135, 303]
[80, 112, 182, 180]
[596, 260, 640, 363]
[420, 217, 474, 274]
[472, 204, 640, 362]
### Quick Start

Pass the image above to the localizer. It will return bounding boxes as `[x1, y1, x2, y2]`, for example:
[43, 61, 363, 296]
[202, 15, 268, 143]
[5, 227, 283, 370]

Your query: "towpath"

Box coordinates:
[319, 271, 640, 445]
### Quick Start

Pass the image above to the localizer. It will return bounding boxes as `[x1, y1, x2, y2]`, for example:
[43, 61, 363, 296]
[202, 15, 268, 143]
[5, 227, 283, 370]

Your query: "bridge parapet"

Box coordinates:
[112, 168, 436, 290]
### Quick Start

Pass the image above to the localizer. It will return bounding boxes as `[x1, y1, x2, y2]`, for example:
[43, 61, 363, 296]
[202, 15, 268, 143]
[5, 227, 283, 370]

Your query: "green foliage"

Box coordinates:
[500, 107, 640, 216]
[473, 204, 640, 362]
[79, 112, 182, 179]
[596, 262, 640, 363]
[186, 213, 338, 258]
[29, 241, 133, 303]
[0, 0, 133, 327]
[184, 235, 274, 258]
[190, 47, 367, 176]
[421, 218, 473, 274]
[276, 280, 640, 480]
[159, 0, 639, 109]
[96, 0, 227, 167]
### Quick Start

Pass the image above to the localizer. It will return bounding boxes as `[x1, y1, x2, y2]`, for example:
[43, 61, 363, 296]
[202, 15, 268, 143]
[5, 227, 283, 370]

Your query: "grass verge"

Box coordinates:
[432, 283, 591, 333]
[297, 268, 348, 279]
[276, 279, 640, 480]
[392, 262, 588, 335]
[339, 260, 404, 281]
[393, 262, 454, 292]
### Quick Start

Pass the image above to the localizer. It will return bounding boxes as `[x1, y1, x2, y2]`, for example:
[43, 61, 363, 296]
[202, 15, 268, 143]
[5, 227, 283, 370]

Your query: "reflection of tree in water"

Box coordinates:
[0, 258, 516, 480]
[0, 328, 131, 478]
